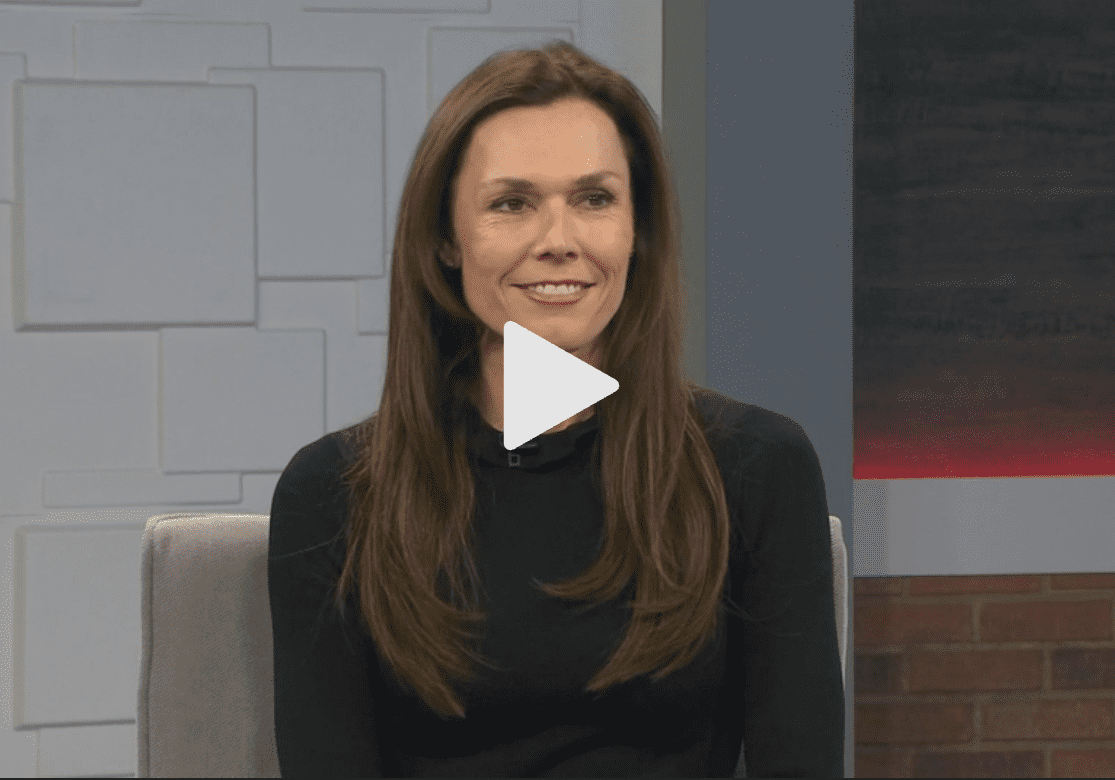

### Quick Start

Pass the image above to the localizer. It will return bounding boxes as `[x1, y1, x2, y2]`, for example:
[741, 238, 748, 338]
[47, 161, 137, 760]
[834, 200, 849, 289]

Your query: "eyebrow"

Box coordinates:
[480, 171, 622, 192]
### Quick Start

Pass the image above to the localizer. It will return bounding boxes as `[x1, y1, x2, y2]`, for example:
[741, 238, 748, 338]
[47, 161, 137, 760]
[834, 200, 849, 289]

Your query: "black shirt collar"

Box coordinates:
[464, 396, 600, 469]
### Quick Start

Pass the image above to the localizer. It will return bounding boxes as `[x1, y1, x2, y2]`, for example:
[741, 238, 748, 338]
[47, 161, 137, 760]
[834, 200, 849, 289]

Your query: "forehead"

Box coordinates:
[482, 170, 624, 192]
[464, 99, 628, 184]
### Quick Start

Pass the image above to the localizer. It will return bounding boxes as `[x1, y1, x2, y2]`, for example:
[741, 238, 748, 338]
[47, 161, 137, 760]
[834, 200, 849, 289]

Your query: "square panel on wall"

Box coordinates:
[14, 82, 256, 327]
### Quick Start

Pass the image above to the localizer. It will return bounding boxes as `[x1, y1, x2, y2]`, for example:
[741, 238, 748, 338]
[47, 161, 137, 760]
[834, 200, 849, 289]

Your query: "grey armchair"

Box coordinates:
[136, 512, 848, 777]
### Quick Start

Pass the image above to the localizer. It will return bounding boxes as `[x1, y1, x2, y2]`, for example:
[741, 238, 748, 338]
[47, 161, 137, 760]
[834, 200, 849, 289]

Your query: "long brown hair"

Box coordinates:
[334, 40, 734, 720]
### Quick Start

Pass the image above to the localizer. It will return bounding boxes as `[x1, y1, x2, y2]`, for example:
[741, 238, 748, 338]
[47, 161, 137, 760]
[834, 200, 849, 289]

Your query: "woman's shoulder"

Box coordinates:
[278, 421, 364, 482]
[269, 422, 365, 557]
[690, 385, 814, 458]
[691, 387, 829, 577]
[691, 385, 824, 500]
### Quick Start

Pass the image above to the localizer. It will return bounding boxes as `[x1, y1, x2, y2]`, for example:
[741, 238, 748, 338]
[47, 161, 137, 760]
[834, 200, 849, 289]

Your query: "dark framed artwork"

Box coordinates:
[854, 0, 1115, 479]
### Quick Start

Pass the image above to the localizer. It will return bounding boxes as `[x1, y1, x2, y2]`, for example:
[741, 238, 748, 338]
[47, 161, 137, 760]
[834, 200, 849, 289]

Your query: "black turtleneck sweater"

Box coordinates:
[268, 386, 844, 777]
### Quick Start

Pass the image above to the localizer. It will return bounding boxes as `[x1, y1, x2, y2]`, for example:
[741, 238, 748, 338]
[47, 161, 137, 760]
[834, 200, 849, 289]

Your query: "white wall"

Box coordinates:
[0, 1, 661, 776]
[854, 477, 1115, 577]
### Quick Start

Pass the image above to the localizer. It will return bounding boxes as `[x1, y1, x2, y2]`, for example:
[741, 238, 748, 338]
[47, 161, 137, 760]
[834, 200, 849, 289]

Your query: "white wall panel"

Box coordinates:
[15, 524, 143, 726]
[16, 81, 257, 327]
[74, 20, 269, 82]
[303, 0, 488, 11]
[43, 469, 242, 508]
[37, 722, 136, 780]
[208, 68, 386, 279]
[0, 329, 158, 518]
[160, 327, 325, 472]
[260, 278, 388, 432]
[37, 722, 134, 780]
[0, 54, 26, 203]
[855, 477, 1115, 577]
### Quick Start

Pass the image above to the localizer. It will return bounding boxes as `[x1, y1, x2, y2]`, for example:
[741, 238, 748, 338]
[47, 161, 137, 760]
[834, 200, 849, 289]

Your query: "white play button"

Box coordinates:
[502, 320, 620, 450]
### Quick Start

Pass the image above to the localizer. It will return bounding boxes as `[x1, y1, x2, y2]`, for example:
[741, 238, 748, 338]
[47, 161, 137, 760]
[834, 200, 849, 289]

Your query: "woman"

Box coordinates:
[268, 40, 844, 778]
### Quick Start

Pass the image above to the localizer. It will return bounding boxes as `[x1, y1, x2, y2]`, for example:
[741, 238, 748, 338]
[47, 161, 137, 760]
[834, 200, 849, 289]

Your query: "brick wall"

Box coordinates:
[854, 574, 1115, 778]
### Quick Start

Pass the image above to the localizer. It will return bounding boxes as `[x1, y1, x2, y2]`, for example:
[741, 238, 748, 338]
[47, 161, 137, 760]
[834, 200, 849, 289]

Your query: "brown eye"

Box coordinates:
[492, 191, 615, 213]
[493, 197, 526, 213]
[585, 192, 615, 208]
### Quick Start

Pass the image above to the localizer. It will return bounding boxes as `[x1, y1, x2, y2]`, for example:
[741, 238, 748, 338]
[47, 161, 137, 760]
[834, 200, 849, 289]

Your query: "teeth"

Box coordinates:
[526, 284, 585, 295]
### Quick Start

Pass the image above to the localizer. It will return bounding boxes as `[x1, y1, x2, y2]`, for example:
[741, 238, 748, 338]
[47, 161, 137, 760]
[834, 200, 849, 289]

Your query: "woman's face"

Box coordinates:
[439, 96, 636, 365]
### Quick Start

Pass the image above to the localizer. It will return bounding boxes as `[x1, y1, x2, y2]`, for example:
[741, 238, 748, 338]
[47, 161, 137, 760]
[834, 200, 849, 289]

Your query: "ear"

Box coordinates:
[438, 242, 459, 267]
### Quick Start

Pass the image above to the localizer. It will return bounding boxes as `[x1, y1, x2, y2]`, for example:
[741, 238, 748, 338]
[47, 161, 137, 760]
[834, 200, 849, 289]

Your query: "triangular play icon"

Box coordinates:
[502, 320, 620, 450]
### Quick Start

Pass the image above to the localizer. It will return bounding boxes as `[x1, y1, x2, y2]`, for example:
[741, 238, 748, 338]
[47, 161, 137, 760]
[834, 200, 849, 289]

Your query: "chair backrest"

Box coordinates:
[137, 512, 848, 777]
[829, 515, 848, 687]
[137, 513, 278, 778]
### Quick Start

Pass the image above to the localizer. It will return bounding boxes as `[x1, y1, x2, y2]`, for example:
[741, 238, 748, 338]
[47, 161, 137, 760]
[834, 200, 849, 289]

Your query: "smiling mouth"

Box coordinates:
[514, 283, 594, 291]
[516, 284, 594, 302]
[517, 281, 597, 291]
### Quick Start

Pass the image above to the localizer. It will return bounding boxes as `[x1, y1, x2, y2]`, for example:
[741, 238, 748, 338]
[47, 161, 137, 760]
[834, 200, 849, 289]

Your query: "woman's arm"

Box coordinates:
[735, 428, 845, 778]
[269, 437, 387, 777]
